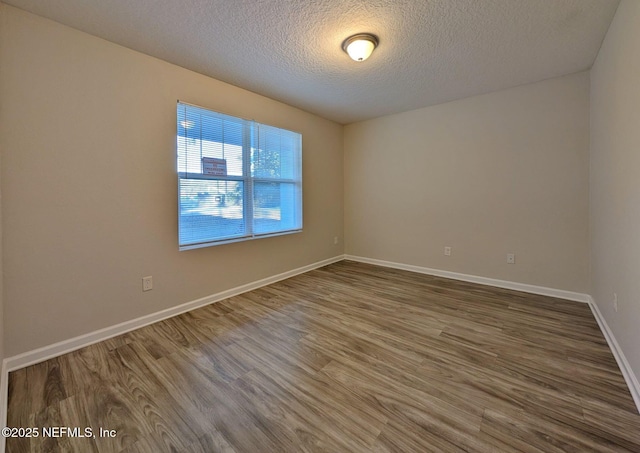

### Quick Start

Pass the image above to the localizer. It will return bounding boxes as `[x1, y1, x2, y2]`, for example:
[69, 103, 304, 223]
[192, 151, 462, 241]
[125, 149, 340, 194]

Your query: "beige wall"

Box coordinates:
[590, 0, 640, 383]
[0, 2, 5, 372]
[345, 72, 590, 292]
[0, 5, 344, 356]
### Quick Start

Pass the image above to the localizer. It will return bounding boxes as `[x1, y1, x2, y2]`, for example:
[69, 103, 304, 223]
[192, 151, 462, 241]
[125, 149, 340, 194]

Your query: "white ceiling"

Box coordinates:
[5, 0, 620, 124]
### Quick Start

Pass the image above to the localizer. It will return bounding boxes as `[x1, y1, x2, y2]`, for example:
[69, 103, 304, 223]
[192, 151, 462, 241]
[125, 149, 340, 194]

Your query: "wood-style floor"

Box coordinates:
[7, 261, 640, 452]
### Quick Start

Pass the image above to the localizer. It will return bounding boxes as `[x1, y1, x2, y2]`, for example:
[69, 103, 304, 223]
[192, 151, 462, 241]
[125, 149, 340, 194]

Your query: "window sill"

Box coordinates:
[179, 228, 303, 251]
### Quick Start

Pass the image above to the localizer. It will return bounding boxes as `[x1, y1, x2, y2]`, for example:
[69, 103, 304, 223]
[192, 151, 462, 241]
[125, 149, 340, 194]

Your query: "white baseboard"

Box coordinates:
[345, 255, 590, 303]
[0, 359, 7, 452]
[587, 297, 640, 413]
[3, 255, 344, 373]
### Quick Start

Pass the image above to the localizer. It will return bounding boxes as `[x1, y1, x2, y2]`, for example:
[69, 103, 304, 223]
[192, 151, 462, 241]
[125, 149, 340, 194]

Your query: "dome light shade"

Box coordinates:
[342, 33, 379, 62]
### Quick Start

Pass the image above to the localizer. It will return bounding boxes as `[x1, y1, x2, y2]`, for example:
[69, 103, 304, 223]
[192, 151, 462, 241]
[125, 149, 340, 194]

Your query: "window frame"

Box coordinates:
[177, 101, 303, 251]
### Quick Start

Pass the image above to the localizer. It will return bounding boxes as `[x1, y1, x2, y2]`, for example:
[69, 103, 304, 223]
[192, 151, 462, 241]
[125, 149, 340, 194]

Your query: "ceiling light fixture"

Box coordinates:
[342, 33, 379, 62]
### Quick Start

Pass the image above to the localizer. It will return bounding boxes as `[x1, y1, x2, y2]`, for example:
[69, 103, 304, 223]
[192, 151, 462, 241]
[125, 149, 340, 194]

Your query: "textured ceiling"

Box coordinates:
[5, 0, 620, 124]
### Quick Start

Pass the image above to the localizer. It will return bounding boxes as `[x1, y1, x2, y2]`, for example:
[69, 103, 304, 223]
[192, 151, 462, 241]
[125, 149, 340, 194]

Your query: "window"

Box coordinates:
[177, 102, 302, 250]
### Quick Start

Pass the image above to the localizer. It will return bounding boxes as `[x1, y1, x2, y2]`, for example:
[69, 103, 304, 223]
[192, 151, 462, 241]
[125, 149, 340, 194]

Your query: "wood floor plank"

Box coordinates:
[181, 431, 238, 453]
[237, 368, 379, 453]
[480, 407, 632, 453]
[318, 359, 485, 445]
[58, 395, 100, 453]
[6, 260, 640, 452]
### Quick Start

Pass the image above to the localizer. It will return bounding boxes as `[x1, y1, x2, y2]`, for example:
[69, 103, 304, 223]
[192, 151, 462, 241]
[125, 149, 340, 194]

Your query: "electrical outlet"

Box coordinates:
[334, 236, 339, 245]
[444, 246, 451, 256]
[507, 253, 515, 264]
[613, 292, 618, 312]
[142, 276, 153, 292]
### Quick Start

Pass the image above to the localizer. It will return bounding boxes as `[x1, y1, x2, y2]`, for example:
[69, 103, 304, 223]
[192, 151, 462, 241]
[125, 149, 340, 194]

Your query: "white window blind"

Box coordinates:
[177, 102, 302, 250]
